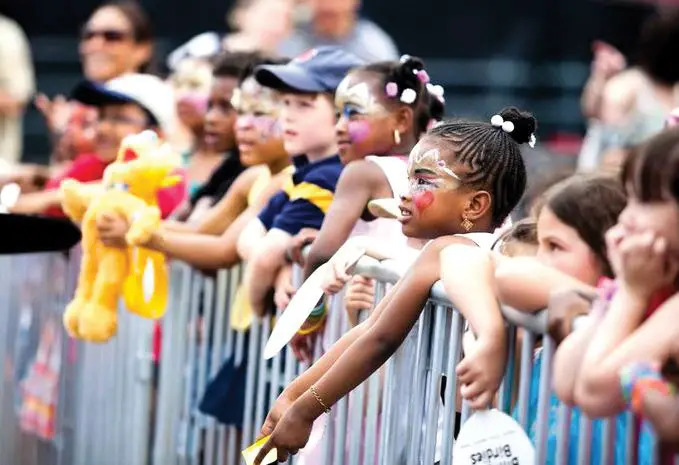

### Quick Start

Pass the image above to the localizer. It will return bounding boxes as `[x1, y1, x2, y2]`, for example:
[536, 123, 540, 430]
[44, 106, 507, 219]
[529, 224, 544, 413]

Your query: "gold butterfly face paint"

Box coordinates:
[233, 77, 281, 140]
[171, 58, 212, 114]
[335, 77, 387, 117]
[171, 58, 213, 96]
[232, 77, 280, 118]
[407, 142, 462, 211]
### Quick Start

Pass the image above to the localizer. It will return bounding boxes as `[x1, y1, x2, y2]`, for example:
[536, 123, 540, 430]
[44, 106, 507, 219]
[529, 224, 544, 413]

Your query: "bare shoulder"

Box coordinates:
[232, 165, 266, 191]
[336, 159, 392, 200]
[241, 165, 268, 182]
[340, 159, 385, 184]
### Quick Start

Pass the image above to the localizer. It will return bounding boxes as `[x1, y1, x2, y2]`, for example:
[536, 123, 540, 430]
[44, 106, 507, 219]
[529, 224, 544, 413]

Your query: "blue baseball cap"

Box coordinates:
[255, 46, 364, 93]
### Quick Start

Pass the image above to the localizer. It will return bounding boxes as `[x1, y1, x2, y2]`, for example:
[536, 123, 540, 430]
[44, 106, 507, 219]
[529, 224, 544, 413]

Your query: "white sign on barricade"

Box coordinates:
[453, 409, 535, 465]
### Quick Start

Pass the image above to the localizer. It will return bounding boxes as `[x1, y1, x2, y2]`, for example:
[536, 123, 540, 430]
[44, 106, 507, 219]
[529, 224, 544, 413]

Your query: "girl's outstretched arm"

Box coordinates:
[257, 236, 471, 440]
[494, 257, 595, 312]
[439, 244, 507, 408]
[258, 237, 474, 454]
[575, 292, 679, 416]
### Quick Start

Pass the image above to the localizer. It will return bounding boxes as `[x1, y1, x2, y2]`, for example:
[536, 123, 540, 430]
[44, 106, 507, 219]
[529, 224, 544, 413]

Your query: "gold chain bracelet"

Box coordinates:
[309, 385, 331, 414]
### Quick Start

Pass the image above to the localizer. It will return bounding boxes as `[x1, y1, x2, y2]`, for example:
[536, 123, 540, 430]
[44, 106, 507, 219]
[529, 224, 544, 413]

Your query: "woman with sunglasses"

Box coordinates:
[79, 0, 154, 83]
[34, 1, 155, 191]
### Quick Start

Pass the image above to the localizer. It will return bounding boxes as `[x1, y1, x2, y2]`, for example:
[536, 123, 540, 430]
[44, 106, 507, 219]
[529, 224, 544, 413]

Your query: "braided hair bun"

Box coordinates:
[362, 55, 444, 137]
[393, 55, 426, 93]
[498, 107, 537, 145]
[428, 106, 539, 227]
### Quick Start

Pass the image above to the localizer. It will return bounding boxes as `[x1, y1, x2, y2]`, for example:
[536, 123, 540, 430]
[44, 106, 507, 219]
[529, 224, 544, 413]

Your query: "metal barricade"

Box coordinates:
[241, 256, 673, 465]
[0, 250, 155, 465]
[4, 249, 675, 465]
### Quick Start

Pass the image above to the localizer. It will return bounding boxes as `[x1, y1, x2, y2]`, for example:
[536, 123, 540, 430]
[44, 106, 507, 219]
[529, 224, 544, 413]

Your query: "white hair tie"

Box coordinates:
[400, 88, 417, 104]
[491, 114, 537, 148]
[490, 114, 514, 133]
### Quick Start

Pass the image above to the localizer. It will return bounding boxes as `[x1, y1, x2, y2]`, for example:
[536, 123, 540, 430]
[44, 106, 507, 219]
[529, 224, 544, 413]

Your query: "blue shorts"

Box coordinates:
[198, 332, 249, 427]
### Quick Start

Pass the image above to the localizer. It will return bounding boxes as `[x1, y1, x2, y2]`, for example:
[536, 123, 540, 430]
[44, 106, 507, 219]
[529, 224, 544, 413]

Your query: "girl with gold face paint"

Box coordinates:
[232, 76, 288, 173]
[171, 57, 213, 136]
[96, 57, 293, 271]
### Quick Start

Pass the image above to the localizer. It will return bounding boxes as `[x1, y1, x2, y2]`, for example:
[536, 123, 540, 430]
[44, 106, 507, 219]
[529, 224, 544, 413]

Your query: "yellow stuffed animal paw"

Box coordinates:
[60, 179, 88, 222]
[63, 298, 85, 339]
[125, 206, 161, 246]
[78, 304, 118, 343]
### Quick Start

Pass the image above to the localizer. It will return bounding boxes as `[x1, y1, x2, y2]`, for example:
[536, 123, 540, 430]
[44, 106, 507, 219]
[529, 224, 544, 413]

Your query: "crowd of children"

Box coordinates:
[14, 4, 679, 463]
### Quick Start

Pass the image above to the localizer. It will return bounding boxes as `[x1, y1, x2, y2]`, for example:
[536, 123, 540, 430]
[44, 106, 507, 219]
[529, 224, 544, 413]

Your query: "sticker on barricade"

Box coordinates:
[453, 409, 535, 465]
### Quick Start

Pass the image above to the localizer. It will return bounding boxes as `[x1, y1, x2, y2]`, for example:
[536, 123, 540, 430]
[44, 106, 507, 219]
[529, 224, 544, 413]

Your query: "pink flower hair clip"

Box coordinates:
[415, 69, 430, 84]
[385, 82, 399, 98]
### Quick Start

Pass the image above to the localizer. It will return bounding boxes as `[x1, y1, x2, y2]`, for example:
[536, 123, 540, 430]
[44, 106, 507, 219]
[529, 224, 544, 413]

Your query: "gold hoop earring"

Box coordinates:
[461, 214, 474, 232]
[394, 130, 401, 145]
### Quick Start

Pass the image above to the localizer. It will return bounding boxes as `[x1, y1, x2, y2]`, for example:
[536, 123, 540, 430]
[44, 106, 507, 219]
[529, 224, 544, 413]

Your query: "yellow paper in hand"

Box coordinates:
[242, 436, 277, 465]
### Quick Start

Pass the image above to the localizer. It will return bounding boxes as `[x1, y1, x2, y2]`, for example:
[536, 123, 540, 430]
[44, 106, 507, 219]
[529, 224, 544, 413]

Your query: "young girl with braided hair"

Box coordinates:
[254, 106, 537, 464]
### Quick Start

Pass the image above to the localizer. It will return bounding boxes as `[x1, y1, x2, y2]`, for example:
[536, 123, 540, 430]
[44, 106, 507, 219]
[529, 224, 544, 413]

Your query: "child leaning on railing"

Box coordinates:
[555, 128, 679, 463]
[439, 172, 628, 464]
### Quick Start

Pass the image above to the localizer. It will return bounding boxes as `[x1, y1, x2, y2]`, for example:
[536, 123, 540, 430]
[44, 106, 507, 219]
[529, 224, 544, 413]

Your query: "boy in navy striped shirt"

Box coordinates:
[240, 47, 363, 315]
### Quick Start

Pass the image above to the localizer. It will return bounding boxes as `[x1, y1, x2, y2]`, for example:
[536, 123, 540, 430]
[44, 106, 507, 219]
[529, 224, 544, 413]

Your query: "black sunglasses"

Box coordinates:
[81, 28, 131, 43]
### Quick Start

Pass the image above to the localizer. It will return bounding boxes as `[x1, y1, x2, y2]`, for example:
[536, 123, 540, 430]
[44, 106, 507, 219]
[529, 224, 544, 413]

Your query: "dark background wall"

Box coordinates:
[0, 0, 655, 163]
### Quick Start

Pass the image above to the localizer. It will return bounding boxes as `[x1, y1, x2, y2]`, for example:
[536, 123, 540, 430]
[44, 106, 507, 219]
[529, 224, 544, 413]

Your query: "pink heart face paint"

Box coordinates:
[347, 120, 371, 143]
[413, 190, 434, 211]
[233, 77, 282, 145]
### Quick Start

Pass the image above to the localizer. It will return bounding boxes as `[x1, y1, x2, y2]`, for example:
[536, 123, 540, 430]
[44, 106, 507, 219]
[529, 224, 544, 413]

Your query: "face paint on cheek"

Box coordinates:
[253, 116, 281, 143]
[413, 191, 434, 212]
[178, 93, 208, 114]
[236, 114, 254, 130]
[347, 120, 370, 144]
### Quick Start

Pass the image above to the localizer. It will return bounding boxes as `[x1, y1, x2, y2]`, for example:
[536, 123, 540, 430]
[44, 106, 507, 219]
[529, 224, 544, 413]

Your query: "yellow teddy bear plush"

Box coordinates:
[61, 131, 182, 343]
